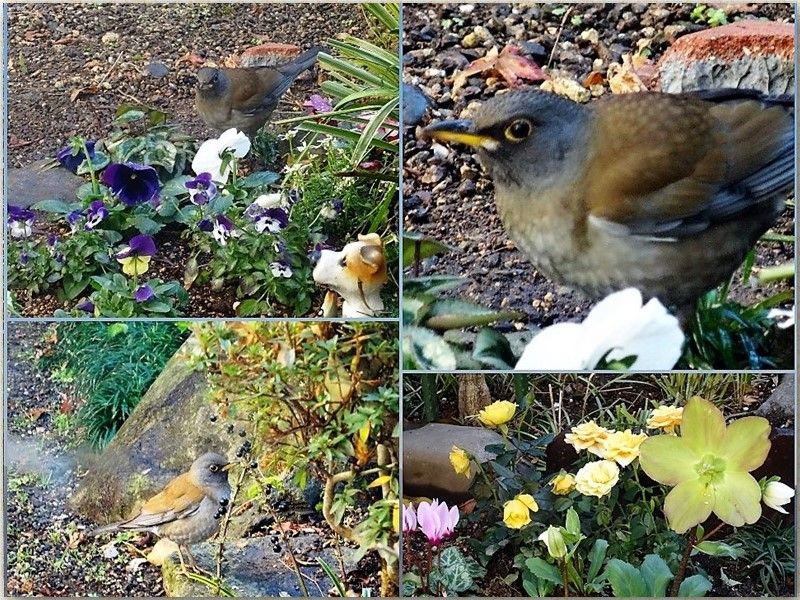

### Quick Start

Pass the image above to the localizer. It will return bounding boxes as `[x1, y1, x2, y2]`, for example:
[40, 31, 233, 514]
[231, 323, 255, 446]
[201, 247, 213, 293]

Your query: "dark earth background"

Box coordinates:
[402, 2, 795, 330]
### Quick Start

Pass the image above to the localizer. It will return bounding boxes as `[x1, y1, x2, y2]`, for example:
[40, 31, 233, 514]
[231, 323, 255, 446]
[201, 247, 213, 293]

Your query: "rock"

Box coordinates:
[239, 43, 301, 68]
[101, 31, 119, 45]
[402, 83, 431, 126]
[462, 26, 493, 49]
[8, 163, 86, 209]
[145, 61, 169, 79]
[403, 423, 504, 500]
[755, 375, 794, 421]
[70, 337, 234, 522]
[657, 21, 794, 94]
[162, 534, 355, 597]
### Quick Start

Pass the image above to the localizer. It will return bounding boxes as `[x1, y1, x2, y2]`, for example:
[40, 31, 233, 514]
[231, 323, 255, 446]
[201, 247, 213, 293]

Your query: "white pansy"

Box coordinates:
[191, 128, 251, 183]
[516, 288, 684, 370]
[767, 308, 795, 329]
[270, 262, 293, 278]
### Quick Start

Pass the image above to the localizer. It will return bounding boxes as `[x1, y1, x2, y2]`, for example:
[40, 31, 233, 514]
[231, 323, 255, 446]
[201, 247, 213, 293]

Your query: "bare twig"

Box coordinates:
[548, 7, 573, 69]
[213, 464, 248, 595]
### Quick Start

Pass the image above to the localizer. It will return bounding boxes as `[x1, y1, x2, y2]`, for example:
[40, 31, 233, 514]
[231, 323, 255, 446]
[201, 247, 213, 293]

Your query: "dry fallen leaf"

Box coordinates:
[540, 76, 591, 103]
[177, 51, 207, 67]
[453, 45, 547, 93]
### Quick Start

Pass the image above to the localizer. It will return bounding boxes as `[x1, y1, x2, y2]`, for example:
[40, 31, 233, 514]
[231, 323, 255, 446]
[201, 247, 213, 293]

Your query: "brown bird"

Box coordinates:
[424, 88, 794, 319]
[195, 47, 322, 138]
[91, 452, 233, 571]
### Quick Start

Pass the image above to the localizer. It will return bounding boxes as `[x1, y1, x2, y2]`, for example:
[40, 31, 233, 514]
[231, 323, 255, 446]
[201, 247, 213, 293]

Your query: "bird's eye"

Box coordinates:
[338, 256, 347, 268]
[504, 119, 532, 142]
[209, 464, 219, 472]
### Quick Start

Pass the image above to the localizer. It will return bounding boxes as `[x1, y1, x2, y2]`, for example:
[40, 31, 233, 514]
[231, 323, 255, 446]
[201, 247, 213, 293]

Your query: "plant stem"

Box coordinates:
[214, 464, 248, 595]
[263, 494, 310, 597]
[81, 139, 99, 195]
[561, 558, 570, 597]
[670, 528, 697, 597]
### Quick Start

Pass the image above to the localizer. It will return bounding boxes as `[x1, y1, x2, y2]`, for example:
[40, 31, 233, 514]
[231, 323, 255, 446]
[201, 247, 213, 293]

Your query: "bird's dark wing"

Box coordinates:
[585, 91, 793, 239]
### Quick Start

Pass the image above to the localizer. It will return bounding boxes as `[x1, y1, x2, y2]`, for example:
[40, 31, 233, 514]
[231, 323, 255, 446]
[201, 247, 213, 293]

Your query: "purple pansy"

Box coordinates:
[76, 299, 95, 313]
[303, 94, 333, 114]
[116, 234, 157, 260]
[8, 205, 35, 238]
[249, 207, 289, 234]
[270, 259, 293, 279]
[85, 200, 109, 230]
[308, 241, 332, 264]
[134, 284, 155, 303]
[211, 214, 236, 246]
[101, 162, 160, 206]
[19, 252, 30, 266]
[286, 189, 302, 206]
[57, 140, 96, 173]
[66, 210, 83, 231]
[185, 172, 217, 206]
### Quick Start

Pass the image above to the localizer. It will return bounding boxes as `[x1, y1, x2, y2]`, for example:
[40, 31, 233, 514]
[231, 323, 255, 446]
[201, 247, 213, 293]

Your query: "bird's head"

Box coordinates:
[422, 89, 590, 188]
[190, 452, 233, 499]
[196, 67, 225, 95]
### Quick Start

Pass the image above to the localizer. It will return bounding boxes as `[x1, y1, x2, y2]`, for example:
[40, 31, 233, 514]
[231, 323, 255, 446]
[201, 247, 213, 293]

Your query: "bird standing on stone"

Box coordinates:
[195, 47, 322, 138]
[91, 452, 233, 572]
[424, 88, 794, 321]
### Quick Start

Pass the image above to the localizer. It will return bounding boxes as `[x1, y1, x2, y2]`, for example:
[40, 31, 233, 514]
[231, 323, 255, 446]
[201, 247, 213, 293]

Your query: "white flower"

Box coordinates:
[763, 481, 795, 514]
[9, 221, 32, 238]
[767, 308, 795, 329]
[270, 262, 293, 278]
[516, 288, 684, 370]
[191, 128, 251, 184]
[254, 193, 283, 209]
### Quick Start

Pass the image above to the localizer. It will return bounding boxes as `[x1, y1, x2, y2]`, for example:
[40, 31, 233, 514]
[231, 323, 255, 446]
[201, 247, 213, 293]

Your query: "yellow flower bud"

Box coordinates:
[550, 473, 576, 495]
[477, 400, 517, 428]
[449, 446, 472, 478]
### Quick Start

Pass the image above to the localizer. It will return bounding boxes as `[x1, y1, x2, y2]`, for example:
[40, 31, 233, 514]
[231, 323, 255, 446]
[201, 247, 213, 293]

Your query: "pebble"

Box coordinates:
[100, 31, 119, 45]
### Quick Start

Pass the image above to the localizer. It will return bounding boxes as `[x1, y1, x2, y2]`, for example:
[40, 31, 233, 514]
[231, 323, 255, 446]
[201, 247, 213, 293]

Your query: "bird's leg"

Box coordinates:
[176, 545, 190, 576]
[183, 545, 214, 577]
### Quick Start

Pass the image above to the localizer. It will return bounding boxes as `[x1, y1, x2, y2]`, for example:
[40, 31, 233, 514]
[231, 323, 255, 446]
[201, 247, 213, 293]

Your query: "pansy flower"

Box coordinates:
[116, 234, 157, 276]
[7, 206, 35, 238]
[76, 299, 95, 314]
[270, 260, 293, 278]
[308, 241, 332, 264]
[134, 284, 155, 303]
[56, 140, 96, 173]
[185, 172, 217, 205]
[66, 210, 83, 232]
[200, 215, 236, 246]
[102, 162, 160, 206]
[303, 94, 333, 114]
[249, 207, 289, 234]
[286, 188, 302, 206]
[319, 199, 343, 220]
[191, 128, 251, 184]
[85, 200, 109, 230]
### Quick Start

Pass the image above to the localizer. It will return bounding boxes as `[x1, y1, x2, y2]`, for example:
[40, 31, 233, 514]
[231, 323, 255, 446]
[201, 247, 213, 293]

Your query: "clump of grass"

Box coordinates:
[728, 520, 795, 595]
[38, 323, 188, 448]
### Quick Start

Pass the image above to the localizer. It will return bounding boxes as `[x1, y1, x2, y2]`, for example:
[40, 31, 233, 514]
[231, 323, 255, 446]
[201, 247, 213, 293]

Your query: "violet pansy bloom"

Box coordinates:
[102, 162, 160, 206]
[116, 234, 157, 276]
[76, 299, 95, 314]
[249, 207, 289, 234]
[7, 205, 35, 238]
[303, 94, 333, 114]
[66, 210, 83, 232]
[85, 200, 109, 230]
[134, 284, 155, 303]
[270, 260, 293, 279]
[185, 172, 217, 206]
[320, 199, 343, 220]
[57, 140, 96, 173]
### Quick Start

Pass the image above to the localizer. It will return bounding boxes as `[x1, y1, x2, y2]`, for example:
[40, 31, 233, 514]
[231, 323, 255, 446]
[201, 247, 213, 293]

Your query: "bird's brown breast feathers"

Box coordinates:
[226, 68, 285, 111]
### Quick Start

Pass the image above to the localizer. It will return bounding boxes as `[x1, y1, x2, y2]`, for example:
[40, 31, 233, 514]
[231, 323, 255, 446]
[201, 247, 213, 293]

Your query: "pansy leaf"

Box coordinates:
[31, 199, 81, 214]
[62, 277, 90, 300]
[402, 232, 452, 268]
[241, 171, 280, 188]
[677, 575, 713, 597]
[133, 215, 162, 235]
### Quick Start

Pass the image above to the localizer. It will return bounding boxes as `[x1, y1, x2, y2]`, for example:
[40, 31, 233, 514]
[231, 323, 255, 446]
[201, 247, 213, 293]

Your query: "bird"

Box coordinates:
[423, 87, 794, 321]
[195, 47, 323, 138]
[91, 452, 233, 572]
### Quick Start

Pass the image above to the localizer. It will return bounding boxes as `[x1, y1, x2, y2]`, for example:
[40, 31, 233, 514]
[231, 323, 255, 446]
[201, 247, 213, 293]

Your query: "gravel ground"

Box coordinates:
[402, 3, 795, 331]
[5, 323, 165, 596]
[7, 2, 374, 317]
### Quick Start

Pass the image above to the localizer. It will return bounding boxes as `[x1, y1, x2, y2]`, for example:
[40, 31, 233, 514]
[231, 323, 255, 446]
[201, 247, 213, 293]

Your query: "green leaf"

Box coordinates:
[402, 232, 452, 268]
[133, 215, 162, 235]
[402, 326, 456, 370]
[678, 575, 713, 597]
[114, 108, 146, 123]
[691, 540, 745, 559]
[472, 328, 516, 369]
[565, 507, 581, 537]
[640, 554, 674, 596]
[241, 171, 280, 188]
[404, 275, 465, 297]
[524, 557, 562, 586]
[31, 199, 80, 214]
[424, 300, 520, 331]
[604, 559, 648, 597]
[62, 276, 90, 300]
[586, 539, 608, 582]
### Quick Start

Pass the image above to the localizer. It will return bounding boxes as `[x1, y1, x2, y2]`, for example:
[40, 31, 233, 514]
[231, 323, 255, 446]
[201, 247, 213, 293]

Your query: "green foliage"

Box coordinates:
[38, 323, 187, 448]
[87, 274, 187, 317]
[428, 547, 487, 595]
[7, 240, 53, 295]
[403, 233, 521, 369]
[728, 520, 795, 595]
[690, 4, 728, 26]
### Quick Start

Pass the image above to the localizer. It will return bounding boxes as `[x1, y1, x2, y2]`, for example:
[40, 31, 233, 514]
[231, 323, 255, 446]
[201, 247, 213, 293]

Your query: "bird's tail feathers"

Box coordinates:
[89, 522, 122, 537]
[278, 46, 324, 76]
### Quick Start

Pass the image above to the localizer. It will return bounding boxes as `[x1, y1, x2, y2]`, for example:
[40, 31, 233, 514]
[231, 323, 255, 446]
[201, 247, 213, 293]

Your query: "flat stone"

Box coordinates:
[658, 20, 794, 94]
[162, 534, 355, 597]
[8, 162, 86, 209]
[146, 61, 169, 78]
[403, 423, 504, 500]
[402, 83, 431, 126]
[239, 43, 301, 68]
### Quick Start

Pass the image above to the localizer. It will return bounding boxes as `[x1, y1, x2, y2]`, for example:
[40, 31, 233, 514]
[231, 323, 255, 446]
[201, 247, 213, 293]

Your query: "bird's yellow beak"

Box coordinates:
[222, 462, 236, 471]
[422, 120, 499, 151]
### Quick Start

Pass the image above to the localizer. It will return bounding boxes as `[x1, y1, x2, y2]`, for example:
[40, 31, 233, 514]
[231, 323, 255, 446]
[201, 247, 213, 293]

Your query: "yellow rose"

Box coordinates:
[602, 429, 648, 467]
[477, 400, 517, 428]
[646, 405, 684, 434]
[564, 421, 612, 457]
[118, 255, 151, 276]
[449, 446, 472, 478]
[550, 473, 576, 495]
[574, 460, 620, 497]
[503, 493, 539, 529]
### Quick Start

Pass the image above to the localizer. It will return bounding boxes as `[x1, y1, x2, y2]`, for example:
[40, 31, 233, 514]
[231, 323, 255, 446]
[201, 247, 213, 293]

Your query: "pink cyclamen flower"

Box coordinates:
[402, 504, 417, 533]
[416, 499, 459, 546]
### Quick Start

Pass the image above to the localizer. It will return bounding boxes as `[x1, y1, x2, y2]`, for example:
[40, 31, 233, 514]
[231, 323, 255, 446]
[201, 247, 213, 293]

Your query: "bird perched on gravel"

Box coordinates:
[91, 452, 233, 572]
[195, 47, 322, 138]
[424, 88, 794, 320]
